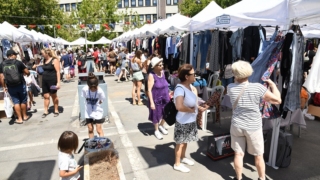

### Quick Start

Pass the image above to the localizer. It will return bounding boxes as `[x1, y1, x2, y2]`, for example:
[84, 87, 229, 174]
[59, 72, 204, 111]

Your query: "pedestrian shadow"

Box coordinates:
[48, 106, 64, 113]
[8, 160, 55, 180]
[8, 111, 34, 125]
[137, 142, 176, 168]
[137, 122, 155, 136]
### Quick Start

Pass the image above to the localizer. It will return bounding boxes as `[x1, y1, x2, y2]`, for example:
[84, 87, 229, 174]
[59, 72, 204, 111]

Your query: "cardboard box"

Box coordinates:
[307, 104, 320, 118]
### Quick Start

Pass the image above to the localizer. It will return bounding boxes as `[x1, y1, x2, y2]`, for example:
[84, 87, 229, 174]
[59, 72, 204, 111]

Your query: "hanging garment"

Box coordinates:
[165, 36, 171, 59]
[1, 39, 12, 59]
[192, 34, 200, 69]
[196, 37, 202, 72]
[283, 33, 304, 112]
[229, 28, 244, 61]
[303, 44, 320, 93]
[219, 31, 233, 78]
[199, 30, 212, 73]
[208, 31, 220, 71]
[12, 43, 22, 61]
[0, 48, 3, 63]
[174, 35, 181, 59]
[242, 26, 266, 62]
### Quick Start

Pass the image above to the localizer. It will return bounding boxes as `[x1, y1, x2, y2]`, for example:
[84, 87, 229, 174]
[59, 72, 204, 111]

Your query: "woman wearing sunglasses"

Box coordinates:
[147, 57, 170, 140]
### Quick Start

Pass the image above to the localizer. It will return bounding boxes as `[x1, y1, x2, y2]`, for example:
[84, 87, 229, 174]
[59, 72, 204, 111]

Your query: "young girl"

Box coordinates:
[58, 131, 82, 180]
[82, 73, 106, 138]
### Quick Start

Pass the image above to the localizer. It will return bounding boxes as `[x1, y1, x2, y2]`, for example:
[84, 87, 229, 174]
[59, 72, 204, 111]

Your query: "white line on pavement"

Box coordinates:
[71, 91, 79, 117]
[108, 97, 150, 180]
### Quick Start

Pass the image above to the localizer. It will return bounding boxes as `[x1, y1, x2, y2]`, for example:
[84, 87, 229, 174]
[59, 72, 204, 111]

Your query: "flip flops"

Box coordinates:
[14, 121, 23, 124]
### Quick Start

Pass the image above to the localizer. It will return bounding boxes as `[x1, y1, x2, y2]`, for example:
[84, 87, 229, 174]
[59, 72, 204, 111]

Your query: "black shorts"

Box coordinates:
[102, 60, 108, 67]
[42, 80, 57, 94]
[86, 118, 105, 124]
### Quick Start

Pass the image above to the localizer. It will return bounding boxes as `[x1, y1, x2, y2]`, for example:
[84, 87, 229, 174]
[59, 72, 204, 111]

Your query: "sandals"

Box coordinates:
[42, 113, 48, 118]
[23, 116, 30, 121]
[137, 101, 144, 106]
[54, 112, 59, 117]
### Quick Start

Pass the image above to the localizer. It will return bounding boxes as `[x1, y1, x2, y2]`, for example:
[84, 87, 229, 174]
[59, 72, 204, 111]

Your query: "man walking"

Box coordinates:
[0, 50, 30, 124]
[61, 50, 71, 82]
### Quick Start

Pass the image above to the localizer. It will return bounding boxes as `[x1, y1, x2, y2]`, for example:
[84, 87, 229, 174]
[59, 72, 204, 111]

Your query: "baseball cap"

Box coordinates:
[6, 50, 18, 57]
[151, 57, 163, 68]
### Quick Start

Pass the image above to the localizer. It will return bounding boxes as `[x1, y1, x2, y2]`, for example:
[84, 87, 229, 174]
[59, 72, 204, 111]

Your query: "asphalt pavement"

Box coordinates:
[0, 74, 320, 180]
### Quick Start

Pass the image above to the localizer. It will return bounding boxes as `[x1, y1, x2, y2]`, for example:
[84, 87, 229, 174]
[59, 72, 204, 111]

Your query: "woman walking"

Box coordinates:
[228, 60, 281, 180]
[148, 57, 170, 140]
[130, 50, 144, 105]
[117, 48, 129, 82]
[108, 47, 117, 74]
[41, 48, 61, 118]
[173, 64, 205, 173]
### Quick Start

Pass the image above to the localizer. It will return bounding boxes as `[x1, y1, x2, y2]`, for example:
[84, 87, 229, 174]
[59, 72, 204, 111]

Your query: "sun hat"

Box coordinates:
[151, 57, 163, 68]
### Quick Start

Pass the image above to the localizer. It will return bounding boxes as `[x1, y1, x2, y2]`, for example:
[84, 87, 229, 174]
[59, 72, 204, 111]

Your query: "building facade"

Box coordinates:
[58, 0, 179, 32]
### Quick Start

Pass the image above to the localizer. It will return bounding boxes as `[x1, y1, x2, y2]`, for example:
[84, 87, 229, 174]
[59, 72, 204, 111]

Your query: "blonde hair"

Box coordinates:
[231, 60, 253, 79]
[42, 48, 53, 57]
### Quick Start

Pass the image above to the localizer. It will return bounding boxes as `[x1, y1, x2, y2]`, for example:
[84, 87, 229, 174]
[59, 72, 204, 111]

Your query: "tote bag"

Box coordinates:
[4, 92, 13, 118]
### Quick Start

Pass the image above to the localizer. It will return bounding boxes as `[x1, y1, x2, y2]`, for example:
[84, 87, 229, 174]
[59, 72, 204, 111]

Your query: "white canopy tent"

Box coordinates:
[18, 26, 39, 42]
[1, 21, 33, 42]
[186, 1, 224, 31]
[70, 37, 94, 45]
[135, 24, 155, 38]
[159, 13, 191, 34]
[55, 37, 70, 45]
[146, 19, 164, 36]
[93, 36, 112, 44]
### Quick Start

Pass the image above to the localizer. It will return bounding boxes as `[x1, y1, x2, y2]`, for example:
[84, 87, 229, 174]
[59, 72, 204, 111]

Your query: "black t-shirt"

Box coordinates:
[0, 59, 27, 85]
[43, 58, 57, 82]
[308, 50, 316, 64]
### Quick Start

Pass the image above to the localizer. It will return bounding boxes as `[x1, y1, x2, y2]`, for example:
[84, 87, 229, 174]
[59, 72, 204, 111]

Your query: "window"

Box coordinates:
[71, 3, 76, 11]
[166, 0, 171, 5]
[153, 0, 157, 6]
[118, 0, 122, 8]
[59, 4, 64, 11]
[65, 4, 70, 12]
[125, 16, 129, 23]
[146, 14, 151, 23]
[145, 0, 151, 6]
[153, 14, 157, 22]
[131, 15, 136, 21]
[131, 0, 136, 7]
[124, 0, 129, 7]
[166, 13, 172, 18]
[138, 0, 143, 6]
[139, 15, 144, 23]
[173, 0, 178, 5]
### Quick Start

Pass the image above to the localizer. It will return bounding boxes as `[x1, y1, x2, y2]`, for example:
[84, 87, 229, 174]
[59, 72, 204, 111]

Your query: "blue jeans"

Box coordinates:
[8, 83, 27, 105]
[192, 34, 200, 69]
[199, 30, 212, 73]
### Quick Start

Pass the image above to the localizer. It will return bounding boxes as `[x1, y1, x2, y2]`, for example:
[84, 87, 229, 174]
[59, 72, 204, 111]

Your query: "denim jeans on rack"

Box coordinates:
[283, 34, 304, 112]
[192, 34, 200, 69]
[199, 30, 212, 73]
[249, 41, 279, 83]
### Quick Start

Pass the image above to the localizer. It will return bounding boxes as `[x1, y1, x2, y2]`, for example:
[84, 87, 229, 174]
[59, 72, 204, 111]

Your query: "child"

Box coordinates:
[82, 73, 106, 138]
[58, 131, 82, 180]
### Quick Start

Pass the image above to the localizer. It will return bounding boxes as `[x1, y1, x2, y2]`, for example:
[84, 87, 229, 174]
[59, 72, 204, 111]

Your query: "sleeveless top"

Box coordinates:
[43, 58, 57, 81]
[131, 58, 141, 71]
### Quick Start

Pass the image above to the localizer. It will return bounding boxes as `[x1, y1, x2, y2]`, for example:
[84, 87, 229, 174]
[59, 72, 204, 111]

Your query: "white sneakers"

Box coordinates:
[173, 158, 195, 173]
[155, 125, 168, 140]
[154, 130, 163, 140]
[303, 109, 315, 120]
[181, 158, 195, 166]
[174, 164, 190, 173]
[159, 125, 168, 135]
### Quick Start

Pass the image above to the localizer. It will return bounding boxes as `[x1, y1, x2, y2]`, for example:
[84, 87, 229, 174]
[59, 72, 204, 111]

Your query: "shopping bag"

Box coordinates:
[4, 92, 13, 118]
[115, 67, 121, 77]
[207, 133, 234, 161]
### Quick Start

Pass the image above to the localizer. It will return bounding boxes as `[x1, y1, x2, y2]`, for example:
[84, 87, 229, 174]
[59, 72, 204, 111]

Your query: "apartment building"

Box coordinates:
[58, 0, 179, 32]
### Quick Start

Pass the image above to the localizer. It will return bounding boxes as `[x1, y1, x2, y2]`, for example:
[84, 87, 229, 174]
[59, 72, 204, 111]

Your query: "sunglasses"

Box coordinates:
[188, 73, 196, 76]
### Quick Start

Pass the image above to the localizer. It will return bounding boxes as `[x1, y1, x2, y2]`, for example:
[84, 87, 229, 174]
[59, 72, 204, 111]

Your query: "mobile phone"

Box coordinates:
[50, 85, 58, 90]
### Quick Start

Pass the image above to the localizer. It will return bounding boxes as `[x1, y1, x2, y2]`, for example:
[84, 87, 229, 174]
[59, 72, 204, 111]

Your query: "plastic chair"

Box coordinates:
[201, 86, 225, 130]
[207, 74, 219, 97]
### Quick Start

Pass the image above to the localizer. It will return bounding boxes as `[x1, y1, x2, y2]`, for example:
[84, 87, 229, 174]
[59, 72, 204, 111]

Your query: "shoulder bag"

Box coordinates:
[232, 83, 248, 111]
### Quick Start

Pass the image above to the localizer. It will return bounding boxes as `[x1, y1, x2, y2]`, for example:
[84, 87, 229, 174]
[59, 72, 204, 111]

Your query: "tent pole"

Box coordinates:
[190, 31, 193, 67]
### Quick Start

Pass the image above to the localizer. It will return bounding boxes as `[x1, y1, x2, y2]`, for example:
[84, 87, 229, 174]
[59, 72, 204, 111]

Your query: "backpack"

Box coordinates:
[314, 93, 320, 106]
[2, 60, 22, 86]
[162, 86, 185, 126]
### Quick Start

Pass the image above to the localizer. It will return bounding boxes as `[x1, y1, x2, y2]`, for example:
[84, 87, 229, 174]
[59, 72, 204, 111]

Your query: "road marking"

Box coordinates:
[109, 97, 150, 180]
[71, 91, 80, 128]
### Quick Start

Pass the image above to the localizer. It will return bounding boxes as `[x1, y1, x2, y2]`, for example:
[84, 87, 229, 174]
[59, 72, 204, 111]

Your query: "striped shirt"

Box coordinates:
[227, 82, 267, 131]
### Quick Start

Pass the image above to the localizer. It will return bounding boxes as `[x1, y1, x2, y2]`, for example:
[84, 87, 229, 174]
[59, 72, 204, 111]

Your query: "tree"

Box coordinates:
[118, 8, 144, 32]
[179, 0, 240, 17]
[215, 0, 240, 8]
[178, 0, 212, 17]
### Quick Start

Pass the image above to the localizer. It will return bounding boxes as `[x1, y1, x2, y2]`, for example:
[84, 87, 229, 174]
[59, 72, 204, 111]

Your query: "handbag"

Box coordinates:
[37, 66, 44, 75]
[162, 86, 185, 126]
[4, 92, 13, 118]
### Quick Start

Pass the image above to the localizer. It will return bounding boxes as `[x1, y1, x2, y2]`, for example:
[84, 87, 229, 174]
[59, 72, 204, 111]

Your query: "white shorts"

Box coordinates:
[63, 66, 70, 74]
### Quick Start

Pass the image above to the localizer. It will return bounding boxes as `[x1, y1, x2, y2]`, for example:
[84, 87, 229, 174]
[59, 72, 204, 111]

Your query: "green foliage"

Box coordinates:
[215, 0, 240, 8]
[178, 0, 212, 17]
[179, 0, 240, 17]
[118, 8, 144, 32]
